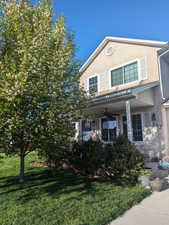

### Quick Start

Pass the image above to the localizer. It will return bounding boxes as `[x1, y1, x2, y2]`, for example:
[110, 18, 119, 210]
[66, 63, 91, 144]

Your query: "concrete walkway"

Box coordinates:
[109, 189, 169, 225]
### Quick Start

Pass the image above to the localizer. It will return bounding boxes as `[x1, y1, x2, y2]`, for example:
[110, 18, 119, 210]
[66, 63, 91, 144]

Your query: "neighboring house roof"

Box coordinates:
[157, 42, 169, 56]
[157, 42, 169, 101]
[80, 36, 167, 73]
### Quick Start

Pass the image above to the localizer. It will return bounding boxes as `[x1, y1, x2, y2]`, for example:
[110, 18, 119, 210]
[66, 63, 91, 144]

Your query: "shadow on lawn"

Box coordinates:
[0, 169, 112, 202]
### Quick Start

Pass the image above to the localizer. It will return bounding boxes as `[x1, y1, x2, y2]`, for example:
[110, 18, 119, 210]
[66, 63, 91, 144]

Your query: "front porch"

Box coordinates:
[76, 82, 163, 159]
[81, 109, 143, 144]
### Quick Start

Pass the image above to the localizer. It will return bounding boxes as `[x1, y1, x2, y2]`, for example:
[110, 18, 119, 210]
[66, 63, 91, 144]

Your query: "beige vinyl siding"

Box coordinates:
[80, 41, 160, 97]
[99, 71, 109, 92]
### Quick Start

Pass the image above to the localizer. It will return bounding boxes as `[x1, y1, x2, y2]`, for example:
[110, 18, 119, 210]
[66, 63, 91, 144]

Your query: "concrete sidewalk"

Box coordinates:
[109, 189, 169, 225]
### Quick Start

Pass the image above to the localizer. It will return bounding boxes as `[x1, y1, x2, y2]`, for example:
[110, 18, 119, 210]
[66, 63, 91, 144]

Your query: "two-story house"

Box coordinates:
[77, 37, 169, 159]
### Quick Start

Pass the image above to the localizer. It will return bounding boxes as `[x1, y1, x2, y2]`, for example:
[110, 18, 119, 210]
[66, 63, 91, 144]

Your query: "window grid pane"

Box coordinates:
[124, 62, 138, 83]
[132, 114, 143, 141]
[122, 114, 143, 141]
[111, 67, 123, 87]
[89, 76, 98, 94]
[111, 61, 138, 87]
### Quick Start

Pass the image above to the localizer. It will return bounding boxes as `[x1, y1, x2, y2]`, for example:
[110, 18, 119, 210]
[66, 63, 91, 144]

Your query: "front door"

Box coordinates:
[101, 117, 117, 142]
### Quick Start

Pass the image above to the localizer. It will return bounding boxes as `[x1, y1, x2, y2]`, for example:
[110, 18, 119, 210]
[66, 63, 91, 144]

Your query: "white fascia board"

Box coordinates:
[106, 36, 166, 47]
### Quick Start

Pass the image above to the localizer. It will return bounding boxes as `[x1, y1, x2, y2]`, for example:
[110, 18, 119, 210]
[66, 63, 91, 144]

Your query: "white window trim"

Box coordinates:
[108, 59, 141, 90]
[87, 74, 100, 96]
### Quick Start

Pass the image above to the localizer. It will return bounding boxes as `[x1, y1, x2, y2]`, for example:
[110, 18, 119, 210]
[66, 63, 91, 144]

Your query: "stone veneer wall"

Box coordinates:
[135, 86, 164, 159]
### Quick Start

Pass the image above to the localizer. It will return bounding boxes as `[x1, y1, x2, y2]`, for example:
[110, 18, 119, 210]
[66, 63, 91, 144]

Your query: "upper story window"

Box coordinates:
[111, 61, 138, 87]
[89, 76, 98, 95]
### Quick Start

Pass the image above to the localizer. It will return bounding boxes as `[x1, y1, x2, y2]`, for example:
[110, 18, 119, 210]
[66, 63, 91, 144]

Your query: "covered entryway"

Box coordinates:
[78, 82, 158, 142]
[76, 81, 163, 158]
[101, 116, 118, 142]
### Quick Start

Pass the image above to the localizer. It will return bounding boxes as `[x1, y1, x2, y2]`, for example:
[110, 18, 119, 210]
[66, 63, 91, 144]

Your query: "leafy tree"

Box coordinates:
[0, 0, 84, 182]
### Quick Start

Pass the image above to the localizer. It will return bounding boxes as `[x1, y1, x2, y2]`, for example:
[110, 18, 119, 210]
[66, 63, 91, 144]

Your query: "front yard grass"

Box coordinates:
[0, 152, 150, 225]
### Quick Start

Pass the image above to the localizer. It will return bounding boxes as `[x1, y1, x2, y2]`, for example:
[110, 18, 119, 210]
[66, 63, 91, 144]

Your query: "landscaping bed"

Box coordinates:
[0, 153, 151, 225]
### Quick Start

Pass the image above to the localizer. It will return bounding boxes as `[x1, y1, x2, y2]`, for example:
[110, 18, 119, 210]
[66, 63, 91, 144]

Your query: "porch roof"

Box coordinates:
[87, 81, 159, 106]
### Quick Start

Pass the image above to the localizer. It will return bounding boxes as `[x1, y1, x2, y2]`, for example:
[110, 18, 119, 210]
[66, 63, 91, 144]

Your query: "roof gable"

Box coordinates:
[80, 37, 167, 73]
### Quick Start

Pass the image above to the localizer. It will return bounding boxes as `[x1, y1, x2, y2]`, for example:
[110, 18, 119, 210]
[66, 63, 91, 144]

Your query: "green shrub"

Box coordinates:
[41, 135, 144, 183]
[38, 142, 70, 169]
[70, 139, 104, 175]
[70, 136, 144, 183]
[105, 135, 144, 183]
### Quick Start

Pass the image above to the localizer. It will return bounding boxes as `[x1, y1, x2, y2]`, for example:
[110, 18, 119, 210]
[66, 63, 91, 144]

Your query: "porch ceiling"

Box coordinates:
[84, 98, 152, 115]
[84, 82, 159, 115]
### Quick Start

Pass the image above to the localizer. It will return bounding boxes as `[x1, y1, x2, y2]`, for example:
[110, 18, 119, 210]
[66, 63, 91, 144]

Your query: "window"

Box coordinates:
[124, 62, 138, 83]
[122, 114, 143, 141]
[89, 76, 98, 95]
[82, 120, 92, 141]
[111, 67, 123, 87]
[122, 116, 128, 138]
[101, 118, 117, 142]
[111, 61, 138, 87]
[82, 120, 91, 132]
[132, 114, 143, 141]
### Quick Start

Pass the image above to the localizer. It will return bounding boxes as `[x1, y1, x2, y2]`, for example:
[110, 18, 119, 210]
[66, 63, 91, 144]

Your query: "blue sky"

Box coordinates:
[54, 0, 169, 63]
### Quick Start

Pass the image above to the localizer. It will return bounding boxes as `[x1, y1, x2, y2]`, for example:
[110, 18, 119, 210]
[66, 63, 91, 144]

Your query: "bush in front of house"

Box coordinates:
[69, 139, 105, 175]
[70, 136, 144, 183]
[38, 141, 70, 169]
[40, 135, 144, 183]
[104, 135, 144, 183]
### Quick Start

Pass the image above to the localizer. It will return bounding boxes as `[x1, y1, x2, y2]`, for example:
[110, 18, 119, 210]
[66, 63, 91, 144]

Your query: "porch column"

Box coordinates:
[75, 122, 80, 141]
[77, 119, 82, 141]
[126, 100, 133, 142]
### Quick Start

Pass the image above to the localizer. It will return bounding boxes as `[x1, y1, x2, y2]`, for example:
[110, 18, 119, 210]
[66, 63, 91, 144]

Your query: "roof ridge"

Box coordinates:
[105, 36, 166, 45]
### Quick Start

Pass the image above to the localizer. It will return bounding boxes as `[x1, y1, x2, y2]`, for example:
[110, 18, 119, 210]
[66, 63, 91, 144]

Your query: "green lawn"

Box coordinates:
[0, 153, 150, 225]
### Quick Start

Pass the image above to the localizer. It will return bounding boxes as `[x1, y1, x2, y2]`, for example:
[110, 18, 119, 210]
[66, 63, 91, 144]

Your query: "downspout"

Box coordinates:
[158, 48, 169, 157]
[158, 48, 169, 100]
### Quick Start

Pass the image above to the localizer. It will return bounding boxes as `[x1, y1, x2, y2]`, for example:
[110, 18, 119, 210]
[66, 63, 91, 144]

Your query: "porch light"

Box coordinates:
[92, 120, 95, 124]
[152, 113, 156, 126]
[152, 113, 156, 122]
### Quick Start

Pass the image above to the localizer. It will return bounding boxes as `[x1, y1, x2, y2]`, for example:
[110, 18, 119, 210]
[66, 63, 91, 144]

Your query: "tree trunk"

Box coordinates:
[19, 150, 25, 183]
